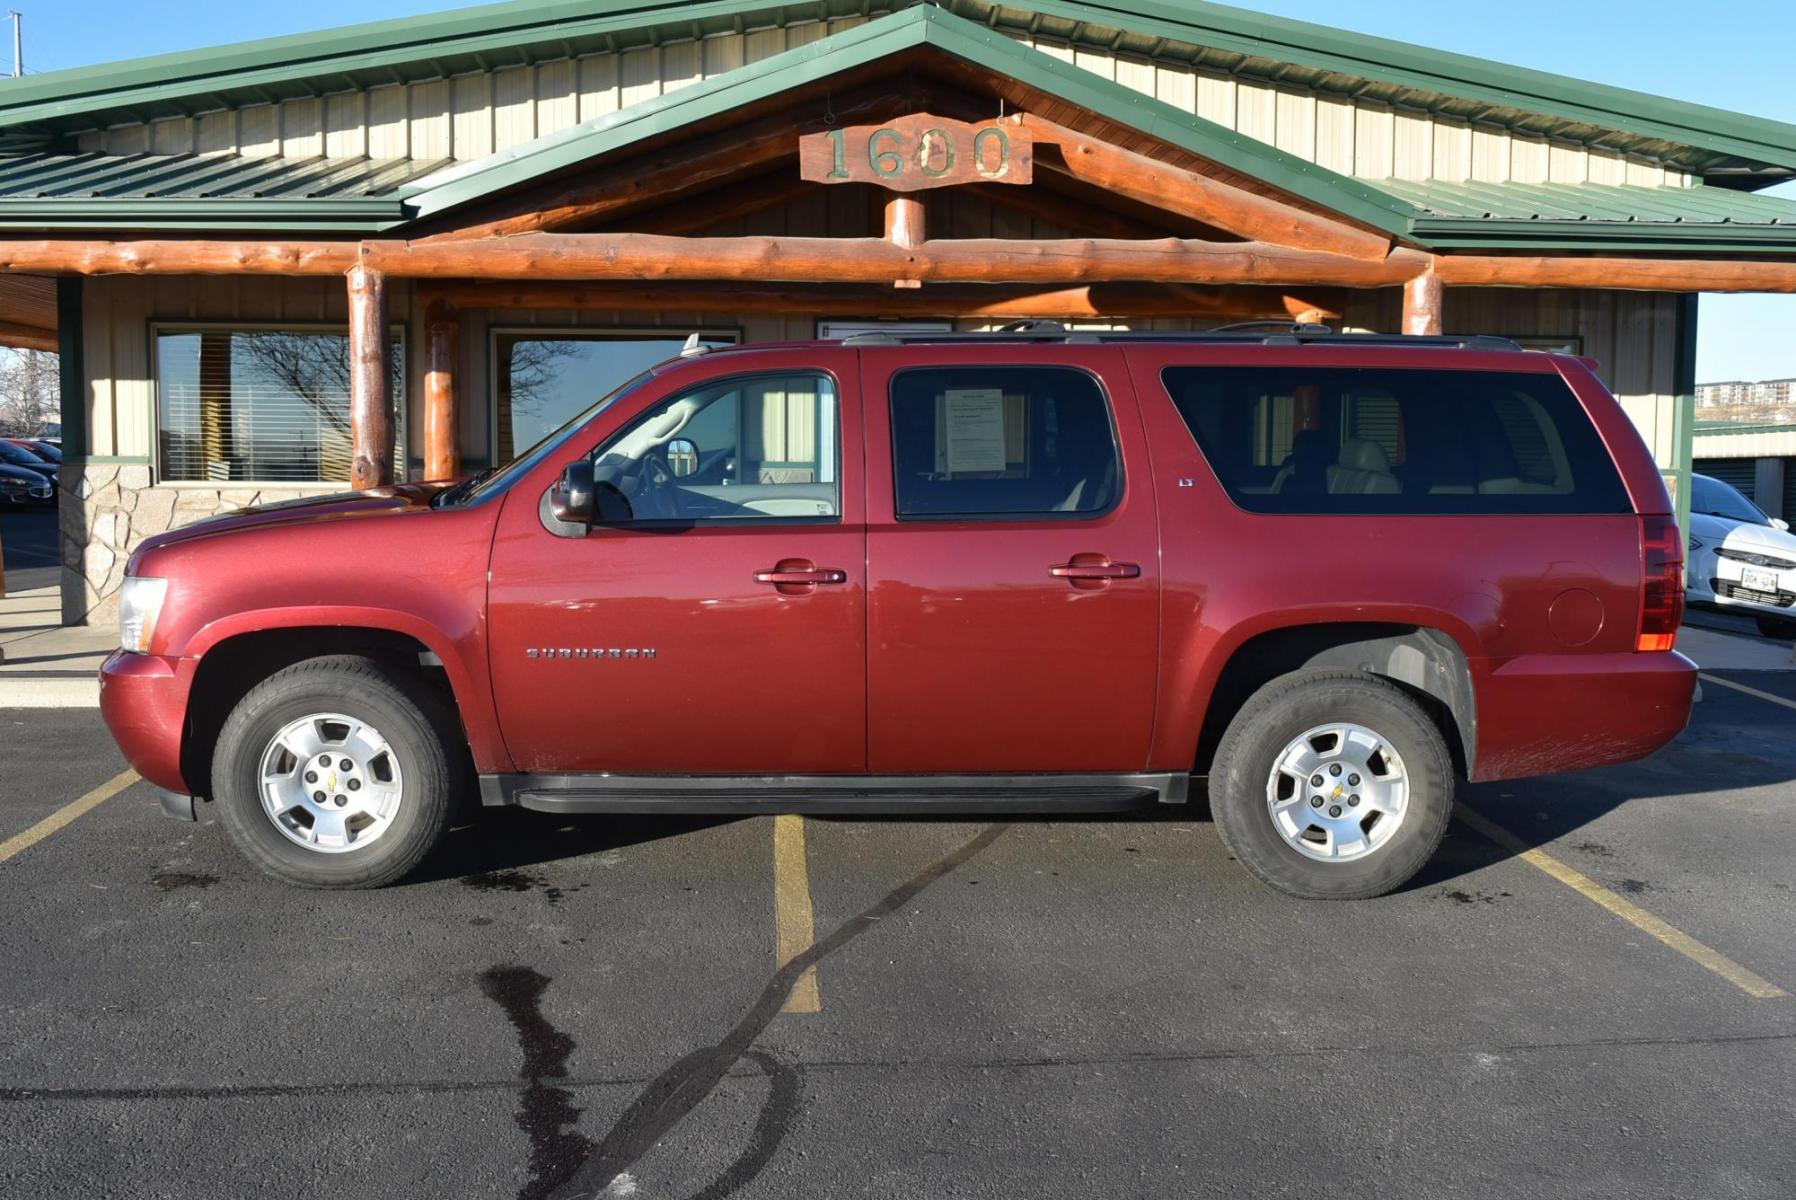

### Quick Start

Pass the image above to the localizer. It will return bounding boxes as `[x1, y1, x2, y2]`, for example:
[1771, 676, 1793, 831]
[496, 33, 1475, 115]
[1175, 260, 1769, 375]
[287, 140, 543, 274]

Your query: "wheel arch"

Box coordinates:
[180, 612, 499, 798]
[1190, 622, 1476, 779]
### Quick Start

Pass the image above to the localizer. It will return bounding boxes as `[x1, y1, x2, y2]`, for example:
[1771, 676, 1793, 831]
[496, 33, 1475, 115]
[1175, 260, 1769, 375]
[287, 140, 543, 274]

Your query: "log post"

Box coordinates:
[1403, 269, 1444, 336]
[424, 299, 461, 481]
[885, 193, 925, 290]
[347, 264, 394, 490]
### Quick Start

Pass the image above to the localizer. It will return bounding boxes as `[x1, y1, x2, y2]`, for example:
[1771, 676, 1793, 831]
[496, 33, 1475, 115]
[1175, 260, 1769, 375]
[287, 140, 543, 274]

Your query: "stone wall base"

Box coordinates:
[61, 464, 339, 626]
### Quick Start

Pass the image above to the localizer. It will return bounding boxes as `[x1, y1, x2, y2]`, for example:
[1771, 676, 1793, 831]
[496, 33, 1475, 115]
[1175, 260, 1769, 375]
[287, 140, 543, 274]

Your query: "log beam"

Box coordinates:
[1403, 269, 1444, 336]
[347, 264, 394, 491]
[424, 299, 461, 481]
[0, 319, 58, 352]
[0, 241, 356, 276]
[426, 281, 1346, 321]
[5, 236, 1796, 296]
[1023, 115, 1393, 262]
[362, 233, 1428, 287]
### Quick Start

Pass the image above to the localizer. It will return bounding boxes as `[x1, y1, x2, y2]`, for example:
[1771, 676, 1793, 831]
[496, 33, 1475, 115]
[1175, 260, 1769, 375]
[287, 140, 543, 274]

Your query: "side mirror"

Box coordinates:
[549, 460, 596, 524]
[667, 437, 698, 478]
[1775, 518, 1790, 532]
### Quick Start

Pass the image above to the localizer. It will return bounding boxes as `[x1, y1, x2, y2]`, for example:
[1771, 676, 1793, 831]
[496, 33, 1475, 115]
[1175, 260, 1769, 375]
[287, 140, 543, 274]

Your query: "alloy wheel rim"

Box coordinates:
[1264, 722, 1409, 863]
[257, 712, 405, 854]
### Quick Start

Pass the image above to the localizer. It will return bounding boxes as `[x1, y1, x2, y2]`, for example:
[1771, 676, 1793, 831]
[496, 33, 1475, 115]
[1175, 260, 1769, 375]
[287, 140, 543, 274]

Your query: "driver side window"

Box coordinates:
[591, 372, 840, 523]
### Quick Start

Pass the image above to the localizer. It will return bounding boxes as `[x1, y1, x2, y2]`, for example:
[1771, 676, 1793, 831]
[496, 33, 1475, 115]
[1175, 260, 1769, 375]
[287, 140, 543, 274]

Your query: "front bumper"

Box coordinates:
[99, 650, 197, 795]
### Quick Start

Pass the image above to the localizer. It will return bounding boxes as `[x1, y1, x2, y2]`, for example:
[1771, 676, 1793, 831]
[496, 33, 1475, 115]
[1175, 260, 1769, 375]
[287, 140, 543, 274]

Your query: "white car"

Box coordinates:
[1687, 473, 1796, 638]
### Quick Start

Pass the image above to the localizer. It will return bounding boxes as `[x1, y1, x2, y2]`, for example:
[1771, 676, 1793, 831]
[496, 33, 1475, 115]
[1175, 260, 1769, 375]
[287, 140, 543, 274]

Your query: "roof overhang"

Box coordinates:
[0, 0, 1793, 185]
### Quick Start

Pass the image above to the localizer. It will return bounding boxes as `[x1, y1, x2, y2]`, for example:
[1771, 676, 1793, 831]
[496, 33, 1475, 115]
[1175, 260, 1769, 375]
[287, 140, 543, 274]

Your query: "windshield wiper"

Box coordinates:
[432, 467, 500, 508]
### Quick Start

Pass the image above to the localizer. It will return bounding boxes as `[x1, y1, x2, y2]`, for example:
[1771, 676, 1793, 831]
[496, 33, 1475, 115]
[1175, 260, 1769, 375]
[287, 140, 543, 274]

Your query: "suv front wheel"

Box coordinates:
[211, 655, 460, 888]
[1209, 671, 1454, 900]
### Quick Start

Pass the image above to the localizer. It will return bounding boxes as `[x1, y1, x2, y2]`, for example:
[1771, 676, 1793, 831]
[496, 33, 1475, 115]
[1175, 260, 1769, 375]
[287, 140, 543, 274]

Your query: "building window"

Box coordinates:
[155, 326, 404, 484]
[494, 329, 738, 465]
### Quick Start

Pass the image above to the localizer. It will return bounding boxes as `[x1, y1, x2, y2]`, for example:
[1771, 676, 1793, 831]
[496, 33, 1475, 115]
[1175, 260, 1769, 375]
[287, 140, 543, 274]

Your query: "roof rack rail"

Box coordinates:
[836, 326, 1523, 351]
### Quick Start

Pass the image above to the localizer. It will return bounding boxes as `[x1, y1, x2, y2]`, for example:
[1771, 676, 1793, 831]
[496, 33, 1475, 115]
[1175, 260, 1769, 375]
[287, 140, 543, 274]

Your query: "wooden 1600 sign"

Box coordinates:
[799, 114, 1033, 191]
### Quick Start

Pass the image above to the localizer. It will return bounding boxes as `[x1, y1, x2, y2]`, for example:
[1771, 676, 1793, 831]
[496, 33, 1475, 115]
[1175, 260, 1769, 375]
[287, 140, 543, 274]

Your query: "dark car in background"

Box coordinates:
[0, 460, 52, 506]
[0, 438, 57, 504]
[7, 437, 61, 464]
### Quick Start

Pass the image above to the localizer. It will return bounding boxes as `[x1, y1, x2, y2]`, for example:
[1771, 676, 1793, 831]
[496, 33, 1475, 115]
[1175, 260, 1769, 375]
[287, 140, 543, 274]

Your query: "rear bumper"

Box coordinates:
[99, 650, 197, 795]
[1472, 649, 1697, 782]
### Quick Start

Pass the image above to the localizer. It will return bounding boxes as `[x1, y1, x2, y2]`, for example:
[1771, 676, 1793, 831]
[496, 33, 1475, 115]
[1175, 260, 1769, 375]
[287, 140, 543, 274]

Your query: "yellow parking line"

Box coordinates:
[1699, 672, 1796, 713]
[773, 814, 821, 1014]
[1454, 803, 1786, 1000]
[0, 768, 139, 865]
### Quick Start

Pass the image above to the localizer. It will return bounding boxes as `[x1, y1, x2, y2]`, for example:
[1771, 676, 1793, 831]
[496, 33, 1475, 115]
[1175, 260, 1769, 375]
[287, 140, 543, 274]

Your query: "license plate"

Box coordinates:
[1743, 566, 1781, 593]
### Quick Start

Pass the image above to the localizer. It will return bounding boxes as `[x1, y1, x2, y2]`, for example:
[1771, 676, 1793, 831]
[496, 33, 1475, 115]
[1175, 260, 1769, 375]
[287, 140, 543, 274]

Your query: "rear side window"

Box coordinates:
[1162, 366, 1631, 515]
[890, 366, 1121, 519]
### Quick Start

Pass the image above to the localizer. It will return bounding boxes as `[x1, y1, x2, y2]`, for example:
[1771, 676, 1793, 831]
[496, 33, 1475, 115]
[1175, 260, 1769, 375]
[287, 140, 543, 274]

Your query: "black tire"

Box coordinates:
[1755, 615, 1796, 641]
[1208, 671, 1454, 900]
[211, 655, 460, 888]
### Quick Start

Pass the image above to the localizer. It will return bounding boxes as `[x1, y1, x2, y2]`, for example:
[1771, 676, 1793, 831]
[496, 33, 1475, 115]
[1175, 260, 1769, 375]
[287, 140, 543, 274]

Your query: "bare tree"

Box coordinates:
[0, 347, 58, 437]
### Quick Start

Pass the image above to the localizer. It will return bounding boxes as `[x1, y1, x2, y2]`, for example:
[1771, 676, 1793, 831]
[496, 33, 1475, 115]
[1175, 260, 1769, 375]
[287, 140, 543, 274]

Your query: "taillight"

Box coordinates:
[1638, 514, 1684, 652]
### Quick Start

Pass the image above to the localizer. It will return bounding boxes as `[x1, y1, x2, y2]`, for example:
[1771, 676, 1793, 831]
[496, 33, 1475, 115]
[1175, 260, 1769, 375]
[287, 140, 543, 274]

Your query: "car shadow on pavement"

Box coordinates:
[406, 806, 742, 885]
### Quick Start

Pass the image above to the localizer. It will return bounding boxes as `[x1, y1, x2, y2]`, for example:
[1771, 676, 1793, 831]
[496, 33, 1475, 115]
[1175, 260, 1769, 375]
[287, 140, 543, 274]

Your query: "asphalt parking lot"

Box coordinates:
[3, 643, 1796, 1198]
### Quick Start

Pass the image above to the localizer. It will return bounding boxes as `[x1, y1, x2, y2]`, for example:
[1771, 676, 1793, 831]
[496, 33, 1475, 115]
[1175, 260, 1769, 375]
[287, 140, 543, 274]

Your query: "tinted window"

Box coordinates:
[891, 367, 1120, 518]
[1162, 366, 1630, 515]
[1691, 474, 1767, 525]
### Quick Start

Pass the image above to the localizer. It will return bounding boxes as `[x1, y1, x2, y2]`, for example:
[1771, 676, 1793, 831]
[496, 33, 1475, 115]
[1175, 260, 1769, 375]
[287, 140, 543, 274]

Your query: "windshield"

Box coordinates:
[447, 368, 660, 506]
[0, 441, 49, 467]
[1691, 474, 1769, 525]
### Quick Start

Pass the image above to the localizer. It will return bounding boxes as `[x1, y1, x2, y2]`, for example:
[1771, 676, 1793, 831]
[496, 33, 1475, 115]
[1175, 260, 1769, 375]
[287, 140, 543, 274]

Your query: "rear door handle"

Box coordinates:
[1050, 559, 1141, 581]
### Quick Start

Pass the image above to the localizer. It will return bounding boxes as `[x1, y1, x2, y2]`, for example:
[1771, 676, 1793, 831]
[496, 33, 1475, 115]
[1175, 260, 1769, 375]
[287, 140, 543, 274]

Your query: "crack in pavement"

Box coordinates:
[8, 1026, 1796, 1109]
[549, 823, 1009, 1200]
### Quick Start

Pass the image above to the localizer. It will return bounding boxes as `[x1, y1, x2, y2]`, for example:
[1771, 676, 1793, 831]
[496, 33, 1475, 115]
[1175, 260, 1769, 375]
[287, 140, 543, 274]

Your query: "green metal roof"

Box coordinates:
[1, 0, 1793, 182]
[0, 151, 443, 231]
[399, 4, 1420, 236]
[1376, 179, 1796, 252]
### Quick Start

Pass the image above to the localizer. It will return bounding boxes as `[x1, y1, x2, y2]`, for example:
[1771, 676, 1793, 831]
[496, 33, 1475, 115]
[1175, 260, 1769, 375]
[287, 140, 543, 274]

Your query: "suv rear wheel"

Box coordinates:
[1208, 671, 1454, 900]
[1755, 615, 1796, 640]
[211, 655, 459, 888]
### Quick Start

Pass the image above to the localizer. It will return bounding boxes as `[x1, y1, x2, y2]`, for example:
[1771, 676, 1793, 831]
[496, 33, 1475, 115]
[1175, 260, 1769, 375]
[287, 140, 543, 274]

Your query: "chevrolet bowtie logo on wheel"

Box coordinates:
[525, 648, 657, 660]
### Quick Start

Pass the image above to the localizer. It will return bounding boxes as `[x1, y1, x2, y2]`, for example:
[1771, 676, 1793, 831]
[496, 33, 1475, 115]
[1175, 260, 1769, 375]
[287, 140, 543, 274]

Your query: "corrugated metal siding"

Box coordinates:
[1694, 457, 1757, 493]
[73, 16, 1689, 188]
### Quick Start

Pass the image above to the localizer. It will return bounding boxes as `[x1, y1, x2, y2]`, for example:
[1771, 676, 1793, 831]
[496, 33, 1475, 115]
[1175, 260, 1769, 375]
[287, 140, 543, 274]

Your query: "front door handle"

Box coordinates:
[1050, 555, 1141, 589]
[755, 559, 848, 595]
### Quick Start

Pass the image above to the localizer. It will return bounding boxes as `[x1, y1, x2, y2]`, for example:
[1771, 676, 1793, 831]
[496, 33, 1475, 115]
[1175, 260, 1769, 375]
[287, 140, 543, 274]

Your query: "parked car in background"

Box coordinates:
[0, 439, 55, 503]
[100, 329, 1696, 899]
[1686, 472, 1796, 638]
[0, 460, 52, 506]
[7, 437, 61, 463]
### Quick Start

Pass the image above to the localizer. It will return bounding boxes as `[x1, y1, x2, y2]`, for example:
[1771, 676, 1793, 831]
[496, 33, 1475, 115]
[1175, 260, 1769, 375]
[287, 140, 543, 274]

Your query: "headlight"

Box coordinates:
[118, 577, 168, 654]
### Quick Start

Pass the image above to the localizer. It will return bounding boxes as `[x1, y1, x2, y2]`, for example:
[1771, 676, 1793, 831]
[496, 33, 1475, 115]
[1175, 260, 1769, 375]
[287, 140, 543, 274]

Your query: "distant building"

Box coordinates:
[1698, 379, 1796, 409]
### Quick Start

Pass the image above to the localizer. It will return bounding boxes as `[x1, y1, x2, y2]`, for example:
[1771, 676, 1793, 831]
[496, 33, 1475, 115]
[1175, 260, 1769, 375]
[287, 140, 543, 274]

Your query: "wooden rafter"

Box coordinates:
[1021, 114, 1394, 262]
[609, 171, 819, 236]
[436, 90, 897, 241]
[421, 281, 1346, 321]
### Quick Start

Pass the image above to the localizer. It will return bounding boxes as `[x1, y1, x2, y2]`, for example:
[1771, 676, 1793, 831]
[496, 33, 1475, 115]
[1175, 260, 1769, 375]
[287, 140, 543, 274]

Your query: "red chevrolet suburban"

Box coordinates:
[100, 327, 1697, 899]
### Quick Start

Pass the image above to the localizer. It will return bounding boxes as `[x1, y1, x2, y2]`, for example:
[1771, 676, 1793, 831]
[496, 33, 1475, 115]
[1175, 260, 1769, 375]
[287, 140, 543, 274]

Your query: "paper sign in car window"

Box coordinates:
[942, 388, 1008, 474]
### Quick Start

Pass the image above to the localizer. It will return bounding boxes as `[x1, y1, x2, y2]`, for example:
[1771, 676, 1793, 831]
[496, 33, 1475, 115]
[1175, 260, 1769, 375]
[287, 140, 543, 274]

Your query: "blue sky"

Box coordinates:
[14, 0, 1796, 383]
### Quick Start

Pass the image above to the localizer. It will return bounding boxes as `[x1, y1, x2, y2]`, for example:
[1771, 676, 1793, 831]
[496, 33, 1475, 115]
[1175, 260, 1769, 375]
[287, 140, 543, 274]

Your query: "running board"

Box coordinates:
[479, 772, 1189, 814]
